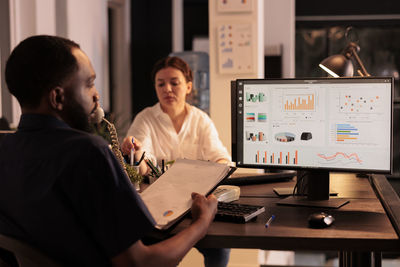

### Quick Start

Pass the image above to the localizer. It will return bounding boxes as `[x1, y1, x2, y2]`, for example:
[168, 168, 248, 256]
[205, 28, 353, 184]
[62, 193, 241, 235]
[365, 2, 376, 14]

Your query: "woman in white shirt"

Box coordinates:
[121, 56, 231, 175]
[121, 56, 231, 267]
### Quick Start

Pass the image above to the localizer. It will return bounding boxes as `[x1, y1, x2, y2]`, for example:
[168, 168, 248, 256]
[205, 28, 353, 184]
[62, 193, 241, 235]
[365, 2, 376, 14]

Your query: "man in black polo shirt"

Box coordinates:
[0, 35, 217, 266]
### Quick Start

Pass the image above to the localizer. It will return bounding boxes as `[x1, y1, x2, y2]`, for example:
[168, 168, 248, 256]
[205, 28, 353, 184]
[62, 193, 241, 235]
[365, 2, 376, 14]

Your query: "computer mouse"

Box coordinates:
[308, 212, 335, 228]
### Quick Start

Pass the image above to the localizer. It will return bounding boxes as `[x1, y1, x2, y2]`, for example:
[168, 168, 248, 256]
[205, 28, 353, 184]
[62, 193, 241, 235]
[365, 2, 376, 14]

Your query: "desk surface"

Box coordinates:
[164, 173, 400, 252]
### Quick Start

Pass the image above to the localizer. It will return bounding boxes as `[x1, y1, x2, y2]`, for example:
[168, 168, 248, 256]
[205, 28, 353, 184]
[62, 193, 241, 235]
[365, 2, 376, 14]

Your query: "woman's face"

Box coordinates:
[154, 67, 192, 112]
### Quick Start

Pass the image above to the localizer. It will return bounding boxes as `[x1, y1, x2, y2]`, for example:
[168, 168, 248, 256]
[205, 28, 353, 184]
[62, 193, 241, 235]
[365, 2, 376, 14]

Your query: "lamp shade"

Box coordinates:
[319, 54, 354, 77]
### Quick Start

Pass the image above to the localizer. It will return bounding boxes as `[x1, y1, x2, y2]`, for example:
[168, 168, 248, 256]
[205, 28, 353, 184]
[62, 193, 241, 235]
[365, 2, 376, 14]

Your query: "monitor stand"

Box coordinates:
[276, 170, 349, 209]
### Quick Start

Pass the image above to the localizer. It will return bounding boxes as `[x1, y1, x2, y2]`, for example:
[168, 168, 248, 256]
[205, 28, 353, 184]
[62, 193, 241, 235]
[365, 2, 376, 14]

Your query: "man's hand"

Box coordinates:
[113, 193, 217, 267]
[190, 192, 217, 236]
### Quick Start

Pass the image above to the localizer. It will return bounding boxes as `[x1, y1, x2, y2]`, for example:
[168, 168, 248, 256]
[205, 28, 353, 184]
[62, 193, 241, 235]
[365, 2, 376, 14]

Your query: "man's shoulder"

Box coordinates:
[53, 127, 109, 150]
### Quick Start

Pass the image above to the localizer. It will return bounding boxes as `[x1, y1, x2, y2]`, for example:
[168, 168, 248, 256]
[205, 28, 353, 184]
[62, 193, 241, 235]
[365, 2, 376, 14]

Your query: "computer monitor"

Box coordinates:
[231, 77, 393, 208]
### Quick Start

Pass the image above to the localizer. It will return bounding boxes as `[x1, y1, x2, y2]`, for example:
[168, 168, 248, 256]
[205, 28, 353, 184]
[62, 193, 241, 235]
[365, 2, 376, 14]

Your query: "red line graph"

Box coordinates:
[317, 152, 362, 163]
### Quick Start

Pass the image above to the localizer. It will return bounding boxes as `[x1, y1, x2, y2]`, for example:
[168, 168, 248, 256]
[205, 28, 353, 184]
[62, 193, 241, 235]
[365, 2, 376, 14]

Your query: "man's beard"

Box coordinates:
[63, 99, 92, 132]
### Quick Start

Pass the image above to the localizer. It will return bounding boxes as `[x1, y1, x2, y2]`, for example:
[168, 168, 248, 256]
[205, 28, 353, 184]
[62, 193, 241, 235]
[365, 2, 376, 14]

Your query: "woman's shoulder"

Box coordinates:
[135, 103, 162, 120]
[187, 104, 211, 121]
[138, 103, 160, 114]
[186, 105, 217, 134]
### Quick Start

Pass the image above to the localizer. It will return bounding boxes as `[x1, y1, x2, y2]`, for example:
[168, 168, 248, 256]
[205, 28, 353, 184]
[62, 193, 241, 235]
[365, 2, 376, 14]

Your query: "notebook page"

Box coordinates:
[140, 159, 230, 229]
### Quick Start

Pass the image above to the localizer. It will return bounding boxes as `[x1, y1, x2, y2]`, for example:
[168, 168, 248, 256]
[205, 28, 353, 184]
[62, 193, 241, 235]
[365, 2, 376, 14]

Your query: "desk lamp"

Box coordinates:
[319, 35, 371, 181]
[319, 41, 370, 77]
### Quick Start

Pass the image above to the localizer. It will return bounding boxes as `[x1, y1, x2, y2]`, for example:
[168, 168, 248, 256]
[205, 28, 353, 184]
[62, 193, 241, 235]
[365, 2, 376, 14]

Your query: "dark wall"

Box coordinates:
[183, 0, 208, 50]
[296, 0, 400, 16]
[131, 0, 172, 119]
[130, 0, 210, 118]
[296, 1, 400, 28]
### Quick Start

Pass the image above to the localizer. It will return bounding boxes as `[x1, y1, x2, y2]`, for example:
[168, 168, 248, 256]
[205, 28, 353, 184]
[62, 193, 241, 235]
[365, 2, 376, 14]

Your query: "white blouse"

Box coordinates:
[126, 103, 231, 166]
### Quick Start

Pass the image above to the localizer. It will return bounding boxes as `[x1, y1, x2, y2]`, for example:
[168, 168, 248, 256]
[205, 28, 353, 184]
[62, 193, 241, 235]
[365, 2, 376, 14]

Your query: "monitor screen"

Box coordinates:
[232, 77, 393, 174]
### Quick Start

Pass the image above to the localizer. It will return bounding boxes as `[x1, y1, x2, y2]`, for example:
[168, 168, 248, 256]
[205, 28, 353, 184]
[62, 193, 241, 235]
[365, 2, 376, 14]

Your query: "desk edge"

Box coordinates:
[370, 174, 400, 239]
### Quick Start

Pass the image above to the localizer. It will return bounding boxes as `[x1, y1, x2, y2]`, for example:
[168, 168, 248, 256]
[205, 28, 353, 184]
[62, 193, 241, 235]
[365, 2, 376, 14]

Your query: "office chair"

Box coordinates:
[0, 233, 62, 267]
[0, 118, 11, 130]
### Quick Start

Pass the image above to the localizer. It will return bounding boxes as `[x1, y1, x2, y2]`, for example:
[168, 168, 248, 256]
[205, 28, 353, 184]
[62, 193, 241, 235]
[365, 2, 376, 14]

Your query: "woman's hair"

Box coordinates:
[151, 56, 193, 84]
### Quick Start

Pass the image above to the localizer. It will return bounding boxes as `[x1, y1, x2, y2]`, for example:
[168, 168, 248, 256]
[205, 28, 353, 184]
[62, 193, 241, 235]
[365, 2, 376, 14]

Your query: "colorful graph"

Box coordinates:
[246, 131, 265, 141]
[317, 152, 362, 164]
[258, 113, 267, 122]
[245, 113, 255, 122]
[275, 132, 295, 142]
[284, 94, 315, 111]
[339, 93, 380, 113]
[255, 150, 298, 165]
[246, 92, 265, 102]
[336, 124, 359, 142]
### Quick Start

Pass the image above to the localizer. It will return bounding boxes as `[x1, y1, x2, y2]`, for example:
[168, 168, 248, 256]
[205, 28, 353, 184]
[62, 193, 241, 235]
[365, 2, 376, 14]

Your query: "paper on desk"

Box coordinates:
[140, 158, 232, 230]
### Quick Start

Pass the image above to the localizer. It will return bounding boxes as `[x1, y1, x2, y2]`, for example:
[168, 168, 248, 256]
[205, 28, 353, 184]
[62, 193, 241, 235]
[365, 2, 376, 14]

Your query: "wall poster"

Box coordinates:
[217, 0, 253, 13]
[217, 23, 253, 74]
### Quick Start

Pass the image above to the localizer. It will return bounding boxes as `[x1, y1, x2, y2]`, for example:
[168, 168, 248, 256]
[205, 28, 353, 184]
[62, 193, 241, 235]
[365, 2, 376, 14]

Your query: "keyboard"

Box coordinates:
[221, 170, 296, 186]
[215, 202, 265, 223]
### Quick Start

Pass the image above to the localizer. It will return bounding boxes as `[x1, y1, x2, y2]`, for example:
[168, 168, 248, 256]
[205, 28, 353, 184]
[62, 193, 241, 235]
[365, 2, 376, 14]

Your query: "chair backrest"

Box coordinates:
[0, 234, 62, 267]
[0, 117, 11, 131]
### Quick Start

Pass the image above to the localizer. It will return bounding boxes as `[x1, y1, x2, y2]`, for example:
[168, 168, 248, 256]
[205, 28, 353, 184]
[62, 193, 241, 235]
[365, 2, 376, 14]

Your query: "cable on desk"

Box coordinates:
[292, 171, 308, 196]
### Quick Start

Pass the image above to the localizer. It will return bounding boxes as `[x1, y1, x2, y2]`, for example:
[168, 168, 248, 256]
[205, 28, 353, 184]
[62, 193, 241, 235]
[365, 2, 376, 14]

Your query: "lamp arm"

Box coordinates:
[350, 48, 370, 77]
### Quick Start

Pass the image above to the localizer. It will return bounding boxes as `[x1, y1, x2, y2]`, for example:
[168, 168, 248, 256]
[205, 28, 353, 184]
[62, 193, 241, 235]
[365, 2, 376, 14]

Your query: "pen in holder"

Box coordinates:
[144, 158, 161, 184]
[130, 148, 134, 166]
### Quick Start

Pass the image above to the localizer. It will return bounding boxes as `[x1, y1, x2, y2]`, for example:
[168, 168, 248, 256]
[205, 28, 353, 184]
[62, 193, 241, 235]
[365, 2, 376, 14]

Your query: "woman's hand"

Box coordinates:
[121, 136, 142, 155]
[122, 136, 149, 175]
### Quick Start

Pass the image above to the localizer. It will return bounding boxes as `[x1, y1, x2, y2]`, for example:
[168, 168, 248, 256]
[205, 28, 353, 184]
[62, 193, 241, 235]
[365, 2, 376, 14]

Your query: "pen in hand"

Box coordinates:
[265, 215, 275, 228]
[130, 137, 135, 166]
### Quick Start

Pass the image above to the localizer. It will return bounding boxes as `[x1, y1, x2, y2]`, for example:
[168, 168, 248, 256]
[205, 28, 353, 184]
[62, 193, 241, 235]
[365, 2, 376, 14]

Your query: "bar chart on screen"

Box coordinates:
[335, 123, 359, 142]
[283, 93, 315, 111]
[254, 150, 298, 165]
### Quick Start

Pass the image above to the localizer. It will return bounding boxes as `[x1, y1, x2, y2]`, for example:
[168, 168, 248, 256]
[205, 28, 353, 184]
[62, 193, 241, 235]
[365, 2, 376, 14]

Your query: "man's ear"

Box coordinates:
[49, 87, 65, 111]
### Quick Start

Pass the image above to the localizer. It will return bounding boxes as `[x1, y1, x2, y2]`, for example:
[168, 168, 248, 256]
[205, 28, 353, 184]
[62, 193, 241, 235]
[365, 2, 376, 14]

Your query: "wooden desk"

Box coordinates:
[163, 173, 400, 267]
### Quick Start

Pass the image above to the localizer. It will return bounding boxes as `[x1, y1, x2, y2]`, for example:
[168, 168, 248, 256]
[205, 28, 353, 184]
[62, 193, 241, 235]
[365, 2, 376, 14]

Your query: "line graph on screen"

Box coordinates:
[317, 152, 363, 166]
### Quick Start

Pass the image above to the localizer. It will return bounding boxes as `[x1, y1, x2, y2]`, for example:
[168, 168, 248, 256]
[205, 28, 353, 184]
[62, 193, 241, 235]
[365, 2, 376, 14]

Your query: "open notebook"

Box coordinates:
[140, 158, 236, 230]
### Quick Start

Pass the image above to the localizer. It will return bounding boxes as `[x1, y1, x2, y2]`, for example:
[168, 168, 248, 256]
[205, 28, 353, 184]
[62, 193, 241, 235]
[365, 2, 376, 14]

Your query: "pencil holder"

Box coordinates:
[148, 174, 157, 184]
[133, 166, 141, 191]
[125, 163, 143, 191]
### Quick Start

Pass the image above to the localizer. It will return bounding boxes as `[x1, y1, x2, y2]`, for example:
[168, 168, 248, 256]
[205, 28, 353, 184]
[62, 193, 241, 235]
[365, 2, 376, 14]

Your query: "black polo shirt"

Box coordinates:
[0, 114, 155, 266]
